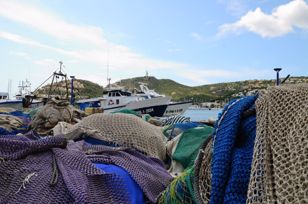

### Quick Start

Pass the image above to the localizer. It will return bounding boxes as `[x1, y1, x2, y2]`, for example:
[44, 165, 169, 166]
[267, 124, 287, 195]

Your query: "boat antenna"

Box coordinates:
[106, 42, 110, 88]
[107, 77, 111, 89]
[145, 70, 149, 81]
[59, 61, 63, 72]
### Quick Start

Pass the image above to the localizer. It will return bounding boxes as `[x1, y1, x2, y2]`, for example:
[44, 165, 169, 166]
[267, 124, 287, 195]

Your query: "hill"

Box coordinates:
[36, 79, 104, 99]
[36, 76, 308, 104]
[115, 76, 308, 103]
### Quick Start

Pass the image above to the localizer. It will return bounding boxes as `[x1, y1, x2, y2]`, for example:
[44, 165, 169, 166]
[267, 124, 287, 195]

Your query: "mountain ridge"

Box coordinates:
[37, 76, 308, 103]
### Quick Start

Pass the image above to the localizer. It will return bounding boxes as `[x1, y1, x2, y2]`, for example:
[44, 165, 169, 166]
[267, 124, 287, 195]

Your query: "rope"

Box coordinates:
[50, 154, 59, 186]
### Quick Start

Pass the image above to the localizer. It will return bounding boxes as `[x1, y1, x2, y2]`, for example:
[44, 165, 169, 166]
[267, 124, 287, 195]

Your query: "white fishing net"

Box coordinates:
[247, 84, 308, 203]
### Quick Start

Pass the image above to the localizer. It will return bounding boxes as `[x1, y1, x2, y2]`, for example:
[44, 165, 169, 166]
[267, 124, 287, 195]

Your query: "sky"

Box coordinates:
[0, 0, 308, 96]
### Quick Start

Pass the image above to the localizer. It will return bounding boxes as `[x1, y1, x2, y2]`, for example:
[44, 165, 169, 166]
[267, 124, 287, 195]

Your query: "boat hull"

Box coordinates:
[103, 96, 170, 117]
[163, 101, 193, 117]
[0, 100, 23, 110]
[133, 104, 168, 117]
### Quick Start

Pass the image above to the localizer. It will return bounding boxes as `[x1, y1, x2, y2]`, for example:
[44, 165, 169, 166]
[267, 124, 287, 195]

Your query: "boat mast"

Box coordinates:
[7, 79, 12, 100]
[48, 61, 69, 100]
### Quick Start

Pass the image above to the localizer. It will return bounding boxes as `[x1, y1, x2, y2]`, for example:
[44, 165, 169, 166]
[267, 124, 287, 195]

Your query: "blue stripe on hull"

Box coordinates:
[104, 105, 127, 111]
[0, 101, 22, 105]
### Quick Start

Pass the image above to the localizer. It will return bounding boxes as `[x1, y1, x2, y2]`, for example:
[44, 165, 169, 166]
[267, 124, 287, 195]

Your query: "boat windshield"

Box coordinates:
[107, 90, 132, 97]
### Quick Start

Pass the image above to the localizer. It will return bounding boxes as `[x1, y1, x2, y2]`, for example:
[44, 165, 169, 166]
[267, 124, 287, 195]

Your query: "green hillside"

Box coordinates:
[36, 76, 308, 104]
[36, 79, 104, 99]
[115, 76, 308, 103]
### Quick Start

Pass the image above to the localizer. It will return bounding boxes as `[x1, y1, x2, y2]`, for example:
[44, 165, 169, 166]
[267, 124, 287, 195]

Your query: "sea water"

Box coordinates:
[183, 108, 222, 121]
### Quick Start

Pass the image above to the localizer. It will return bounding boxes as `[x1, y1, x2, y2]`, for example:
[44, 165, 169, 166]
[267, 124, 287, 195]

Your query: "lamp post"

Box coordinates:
[274, 68, 282, 86]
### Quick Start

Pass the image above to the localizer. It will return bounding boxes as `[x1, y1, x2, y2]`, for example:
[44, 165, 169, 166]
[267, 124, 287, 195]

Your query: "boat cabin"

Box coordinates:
[0, 92, 9, 100]
[103, 89, 132, 97]
[76, 97, 105, 111]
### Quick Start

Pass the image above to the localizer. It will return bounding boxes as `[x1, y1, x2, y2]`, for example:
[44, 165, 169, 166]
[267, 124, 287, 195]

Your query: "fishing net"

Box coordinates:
[158, 167, 196, 204]
[0, 111, 30, 135]
[161, 115, 191, 126]
[53, 113, 167, 160]
[194, 136, 212, 204]
[0, 135, 131, 203]
[31, 99, 84, 135]
[163, 122, 202, 140]
[172, 126, 213, 170]
[247, 84, 308, 203]
[81, 144, 173, 203]
[209, 95, 257, 204]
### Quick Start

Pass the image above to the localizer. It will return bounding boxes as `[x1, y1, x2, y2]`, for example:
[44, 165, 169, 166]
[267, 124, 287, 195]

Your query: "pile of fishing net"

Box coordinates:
[0, 108, 31, 135]
[159, 84, 308, 204]
[247, 84, 308, 203]
[158, 135, 213, 204]
[0, 133, 173, 203]
[159, 95, 257, 204]
[30, 98, 85, 135]
[163, 122, 202, 140]
[1, 84, 307, 203]
[166, 124, 213, 176]
[53, 113, 167, 160]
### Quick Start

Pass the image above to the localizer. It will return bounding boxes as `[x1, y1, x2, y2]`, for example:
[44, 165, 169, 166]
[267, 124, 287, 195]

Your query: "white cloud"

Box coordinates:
[217, 0, 249, 16]
[0, 0, 107, 46]
[191, 32, 206, 41]
[176, 67, 274, 86]
[9, 51, 30, 60]
[0, 30, 188, 73]
[0, 0, 189, 77]
[218, 0, 308, 38]
[167, 48, 182, 53]
[177, 69, 239, 85]
[34, 58, 58, 67]
[0, 31, 49, 48]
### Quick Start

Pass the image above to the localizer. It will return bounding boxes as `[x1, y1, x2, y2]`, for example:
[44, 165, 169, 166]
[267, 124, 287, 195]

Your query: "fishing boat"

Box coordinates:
[137, 83, 192, 117]
[76, 85, 171, 117]
[15, 80, 44, 108]
[0, 92, 23, 110]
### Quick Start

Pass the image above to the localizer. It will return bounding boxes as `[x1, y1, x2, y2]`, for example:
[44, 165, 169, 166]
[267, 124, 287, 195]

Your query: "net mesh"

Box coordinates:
[157, 167, 196, 204]
[54, 113, 167, 160]
[31, 99, 84, 135]
[247, 84, 308, 203]
[194, 136, 212, 204]
[81, 144, 173, 203]
[0, 135, 130, 203]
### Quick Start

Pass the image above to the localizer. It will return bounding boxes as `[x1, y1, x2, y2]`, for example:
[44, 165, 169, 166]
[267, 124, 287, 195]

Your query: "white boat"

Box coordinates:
[0, 92, 23, 110]
[76, 86, 171, 117]
[138, 83, 192, 117]
[15, 80, 44, 108]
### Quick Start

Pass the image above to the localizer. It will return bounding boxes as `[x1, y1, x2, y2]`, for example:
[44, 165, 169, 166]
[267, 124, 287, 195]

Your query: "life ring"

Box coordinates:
[108, 99, 114, 105]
